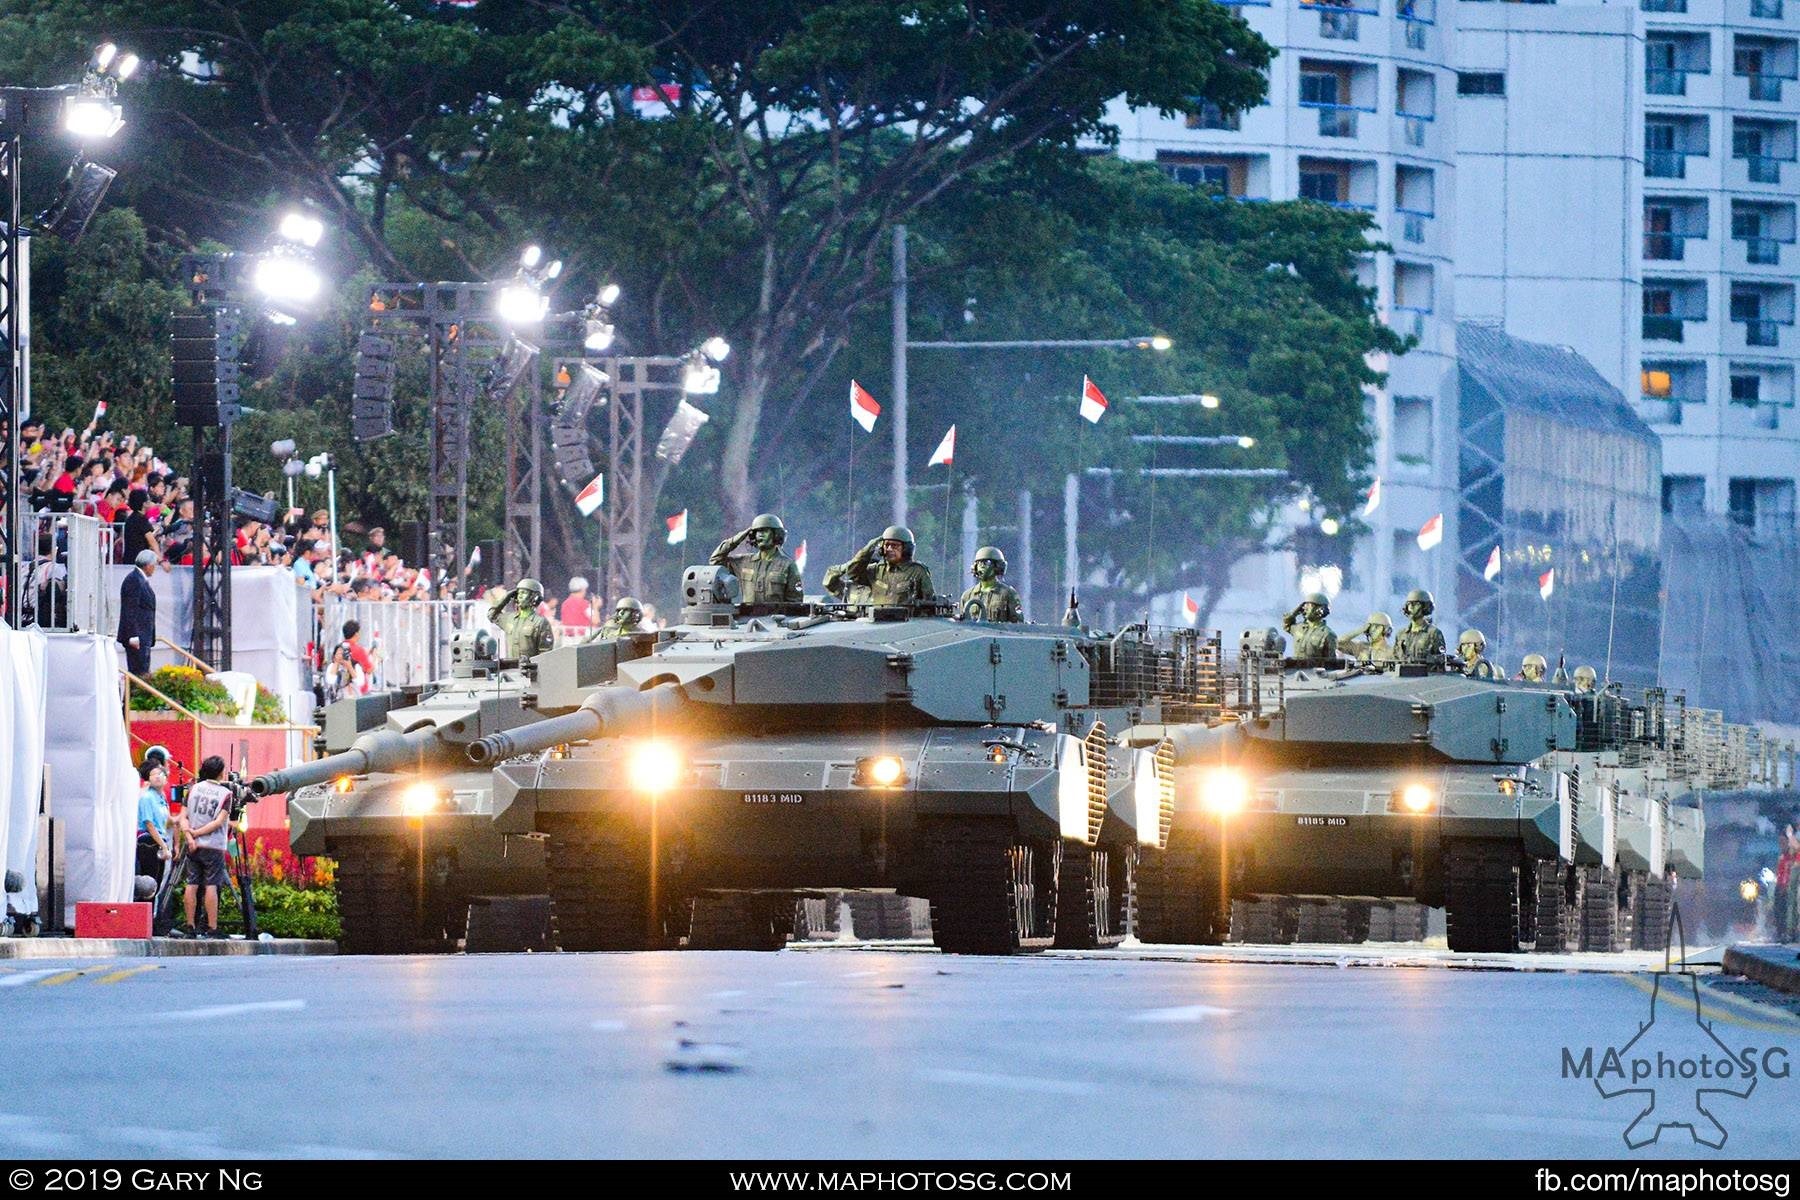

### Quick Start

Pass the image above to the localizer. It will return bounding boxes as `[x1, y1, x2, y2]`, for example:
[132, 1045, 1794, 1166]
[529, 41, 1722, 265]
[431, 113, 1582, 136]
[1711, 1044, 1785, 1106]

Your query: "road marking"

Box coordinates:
[38, 968, 100, 986]
[916, 1068, 1096, 1096]
[1130, 1003, 1235, 1023]
[94, 966, 161, 985]
[0, 969, 70, 988]
[152, 999, 305, 1020]
[1616, 974, 1800, 1035]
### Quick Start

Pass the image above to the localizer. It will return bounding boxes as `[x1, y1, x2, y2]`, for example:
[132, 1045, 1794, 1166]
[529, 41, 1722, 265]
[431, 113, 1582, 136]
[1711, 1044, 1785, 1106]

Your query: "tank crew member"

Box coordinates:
[958, 546, 1024, 623]
[708, 513, 803, 604]
[835, 525, 934, 608]
[1281, 591, 1338, 661]
[1395, 588, 1447, 665]
[1457, 629, 1500, 680]
[1518, 653, 1548, 683]
[1572, 665, 1598, 694]
[489, 577, 555, 660]
[584, 596, 645, 642]
[1340, 611, 1395, 665]
[821, 563, 870, 605]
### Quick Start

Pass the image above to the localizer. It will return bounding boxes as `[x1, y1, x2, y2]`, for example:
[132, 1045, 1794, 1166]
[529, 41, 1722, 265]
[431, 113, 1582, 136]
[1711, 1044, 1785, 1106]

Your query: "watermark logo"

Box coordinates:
[1559, 904, 1790, 1149]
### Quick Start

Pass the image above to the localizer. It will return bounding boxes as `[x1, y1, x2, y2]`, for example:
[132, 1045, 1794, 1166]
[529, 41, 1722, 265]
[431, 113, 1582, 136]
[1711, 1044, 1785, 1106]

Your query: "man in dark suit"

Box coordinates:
[118, 549, 158, 676]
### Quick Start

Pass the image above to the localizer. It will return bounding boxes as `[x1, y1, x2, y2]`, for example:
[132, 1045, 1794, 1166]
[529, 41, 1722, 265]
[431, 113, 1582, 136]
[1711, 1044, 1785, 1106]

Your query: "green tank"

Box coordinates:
[467, 566, 1211, 954]
[249, 628, 652, 953]
[1129, 647, 1752, 955]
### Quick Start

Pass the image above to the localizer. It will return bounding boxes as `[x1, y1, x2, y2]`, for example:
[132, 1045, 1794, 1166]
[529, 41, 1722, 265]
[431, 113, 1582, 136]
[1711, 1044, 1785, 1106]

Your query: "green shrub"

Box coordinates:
[130, 666, 237, 718]
[216, 880, 341, 941]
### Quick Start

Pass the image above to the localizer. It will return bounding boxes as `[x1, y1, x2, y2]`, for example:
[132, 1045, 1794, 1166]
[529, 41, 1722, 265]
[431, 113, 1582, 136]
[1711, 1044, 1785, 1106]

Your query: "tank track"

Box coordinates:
[542, 818, 677, 951]
[845, 891, 923, 939]
[1579, 865, 1619, 952]
[1340, 901, 1372, 945]
[334, 838, 453, 955]
[1443, 839, 1522, 953]
[1615, 870, 1640, 951]
[1135, 835, 1224, 945]
[1054, 844, 1129, 949]
[1230, 897, 1300, 944]
[1531, 859, 1583, 953]
[922, 819, 1057, 955]
[1633, 874, 1673, 952]
[1294, 900, 1347, 944]
[686, 892, 793, 951]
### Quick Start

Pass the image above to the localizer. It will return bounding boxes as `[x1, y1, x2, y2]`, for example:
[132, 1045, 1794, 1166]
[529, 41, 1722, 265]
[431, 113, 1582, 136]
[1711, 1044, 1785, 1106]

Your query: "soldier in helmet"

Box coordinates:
[1395, 588, 1447, 664]
[1281, 591, 1338, 661]
[834, 526, 935, 608]
[1572, 665, 1599, 694]
[584, 596, 645, 643]
[708, 513, 803, 604]
[1340, 611, 1396, 665]
[957, 546, 1024, 623]
[489, 577, 555, 661]
[1457, 629, 1500, 680]
[1518, 653, 1548, 683]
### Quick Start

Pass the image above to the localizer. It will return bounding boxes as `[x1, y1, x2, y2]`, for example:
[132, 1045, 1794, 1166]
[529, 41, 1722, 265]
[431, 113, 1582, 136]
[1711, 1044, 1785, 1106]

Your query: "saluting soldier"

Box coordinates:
[1395, 588, 1447, 664]
[489, 577, 556, 660]
[834, 526, 934, 608]
[1281, 591, 1338, 661]
[1340, 611, 1396, 665]
[708, 513, 803, 604]
[584, 596, 645, 643]
[957, 546, 1025, 623]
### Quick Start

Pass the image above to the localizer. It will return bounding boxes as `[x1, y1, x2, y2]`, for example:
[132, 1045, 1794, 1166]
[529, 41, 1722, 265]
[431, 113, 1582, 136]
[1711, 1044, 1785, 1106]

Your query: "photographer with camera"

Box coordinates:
[177, 756, 234, 940]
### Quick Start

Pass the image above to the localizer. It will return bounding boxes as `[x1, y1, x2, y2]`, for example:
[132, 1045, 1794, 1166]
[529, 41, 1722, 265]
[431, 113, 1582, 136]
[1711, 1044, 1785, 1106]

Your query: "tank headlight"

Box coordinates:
[856, 755, 907, 788]
[627, 742, 683, 794]
[1740, 880, 1759, 903]
[1399, 784, 1436, 813]
[333, 776, 353, 795]
[400, 782, 446, 817]
[1200, 768, 1250, 815]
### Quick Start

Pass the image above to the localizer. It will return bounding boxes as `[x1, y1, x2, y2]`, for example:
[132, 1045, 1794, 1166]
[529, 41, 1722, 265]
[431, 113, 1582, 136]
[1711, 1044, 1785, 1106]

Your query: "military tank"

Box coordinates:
[462, 567, 1204, 954]
[249, 629, 650, 953]
[1130, 642, 1742, 955]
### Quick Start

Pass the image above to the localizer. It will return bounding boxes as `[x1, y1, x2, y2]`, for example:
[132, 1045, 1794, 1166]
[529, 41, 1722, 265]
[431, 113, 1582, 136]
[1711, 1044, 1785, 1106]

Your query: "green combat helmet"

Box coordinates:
[1282, 591, 1337, 660]
[1403, 588, 1435, 618]
[881, 525, 915, 553]
[748, 513, 787, 545]
[1520, 653, 1548, 682]
[515, 578, 545, 604]
[1572, 665, 1598, 693]
[1458, 628, 1498, 680]
[1457, 629, 1486, 655]
[972, 545, 1007, 576]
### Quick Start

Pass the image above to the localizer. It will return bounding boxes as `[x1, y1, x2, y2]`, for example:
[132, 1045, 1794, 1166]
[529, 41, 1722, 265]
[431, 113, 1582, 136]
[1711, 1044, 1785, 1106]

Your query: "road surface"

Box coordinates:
[3, 943, 1796, 1158]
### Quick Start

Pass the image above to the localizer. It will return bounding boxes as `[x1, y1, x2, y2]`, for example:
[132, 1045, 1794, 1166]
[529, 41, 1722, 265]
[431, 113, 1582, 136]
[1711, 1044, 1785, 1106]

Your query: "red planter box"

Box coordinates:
[75, 901, 152, 939]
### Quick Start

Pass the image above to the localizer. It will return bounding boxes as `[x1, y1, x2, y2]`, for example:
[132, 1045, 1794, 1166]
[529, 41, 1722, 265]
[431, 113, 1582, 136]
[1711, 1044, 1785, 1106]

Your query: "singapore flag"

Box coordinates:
[1416, 513, 1444, 551]
[1182, 593, 1199, 626]
[574, 472, 605, 517]
[850, 380, 881, 433]
[1079, 376, 1108, 424]
[1483, 545, 1501, 581]
[795, 539, 808, 574]
[928, 425, 955, 467]
[1539, 568, 1555, 600]
[666, 508, 688, 545]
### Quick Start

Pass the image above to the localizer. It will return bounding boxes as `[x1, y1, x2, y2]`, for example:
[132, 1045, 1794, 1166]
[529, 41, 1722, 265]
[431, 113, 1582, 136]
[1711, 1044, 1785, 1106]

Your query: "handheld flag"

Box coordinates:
[1182, 593, 1199, 626]
[1483, 545, 1501, 581]
[93, 400, 108, 421]
[1079, 376, 1108, 424]
[1362, 477, 1381, 517]
[573, 472, 605, 518]
[467, 545, 482, 568]
[850, 380, 881, 433]
[666, 509, 689, 546]
[1539, 568, 1555, 600]
[795, 539, 808, 574]
[928, 425, 956, 467]
[1416, 513, 1443, 551]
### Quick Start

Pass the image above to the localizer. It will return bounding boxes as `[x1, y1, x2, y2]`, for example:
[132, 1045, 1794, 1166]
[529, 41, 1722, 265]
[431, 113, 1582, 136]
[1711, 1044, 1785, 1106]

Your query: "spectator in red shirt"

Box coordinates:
[559, 576, 594, 632]
[337, 620, 376, 694]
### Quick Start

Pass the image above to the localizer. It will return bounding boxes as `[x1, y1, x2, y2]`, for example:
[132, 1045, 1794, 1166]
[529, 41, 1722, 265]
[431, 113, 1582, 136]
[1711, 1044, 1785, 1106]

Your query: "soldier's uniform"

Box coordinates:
[838, 526, 934, 608]
[1396, 589, 1447, 665]
[1281, 592, 1338, 660]
[584, 598, 645, 644]
[1340, 612, 1396, 665]
[708, 513, 803, 604]
[822, 564, 871, 606]
[490, 579, 555, 661]
[957, 546, 1024, 623]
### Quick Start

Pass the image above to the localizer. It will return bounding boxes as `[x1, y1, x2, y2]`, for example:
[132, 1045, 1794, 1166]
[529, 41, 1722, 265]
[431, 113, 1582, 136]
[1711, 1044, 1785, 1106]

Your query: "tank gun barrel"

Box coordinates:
[249, 726, 459, 797]
[465, 683, 686, 766]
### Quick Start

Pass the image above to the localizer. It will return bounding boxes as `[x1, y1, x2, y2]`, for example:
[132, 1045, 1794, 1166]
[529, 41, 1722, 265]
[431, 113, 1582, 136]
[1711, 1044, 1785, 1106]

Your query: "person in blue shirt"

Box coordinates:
[135, 760, 172, 883]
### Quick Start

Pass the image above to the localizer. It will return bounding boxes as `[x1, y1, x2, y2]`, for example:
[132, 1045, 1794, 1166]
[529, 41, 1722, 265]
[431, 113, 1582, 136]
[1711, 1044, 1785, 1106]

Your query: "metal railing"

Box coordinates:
[1743, 155, 1782, 184]
[1404, 20, 1427, 50]
[1399, 112, 1431, 147]
[1643, 314, 1687, 342]
[1086, 626, 1226, 723]
[1745, 74, 1783, 102]
[1645, 150, 1688, 179]
[1741, 236, 1781, 264]
[1301, 102, 1372, 138]
[1638, 396, 1690, 425]
[1646, 68, 1690, 96]
[18, 511, 115, 635]
[1738, 317, 1782, 346]
[1750, 0, 1782, 18]
[1642, 0, 1687, 11]
[1643, 231, 1696, 261]
[1389, 305, 1430, 338]
[316, 597, 486, 690]
[1396, 208, 1432, 244]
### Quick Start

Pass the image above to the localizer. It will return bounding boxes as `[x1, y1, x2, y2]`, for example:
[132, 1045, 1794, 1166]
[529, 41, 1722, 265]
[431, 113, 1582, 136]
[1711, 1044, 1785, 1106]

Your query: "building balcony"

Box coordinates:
[1740, 235, 1783, 265]
[1743, 155, 1784, 183]
[1737, 317, 1784, 347]
[1645, 231, 1706, 261]
[1642, 0, 1688, 10]
[1751, 0, 1782, 16]
[1639, 396, 1700, 425]
[1645, 150, 1693, 179]
[1389, 305, 1431, 339]
[1644, 314, 1691, 342]
[1301, 101, 1377, 140]
[1745, 74, 1785, 102]
[1647, 68, 1706, 97]
[1398, 111, 1434, 149]
[1395, 207, 1435, 246]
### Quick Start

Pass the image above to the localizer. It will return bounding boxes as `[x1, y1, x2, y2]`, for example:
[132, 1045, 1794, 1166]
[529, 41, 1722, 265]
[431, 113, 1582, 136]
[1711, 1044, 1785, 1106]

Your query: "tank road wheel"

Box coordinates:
[1530, 858, 1582, 953]
[1054, 843, 1131, 949]
[334, 839, 455, 955]
[1633, 874, 1673, 952]
[924, 819, 1058, 955]
[1341, 901, 1372, 945]
[543, 818, 681, 951]
[687, 892, 793, 951]
[1136, 835, 1224, 945]
[1579, 865, 1620, 952]
[1443, 839, 1522, 953]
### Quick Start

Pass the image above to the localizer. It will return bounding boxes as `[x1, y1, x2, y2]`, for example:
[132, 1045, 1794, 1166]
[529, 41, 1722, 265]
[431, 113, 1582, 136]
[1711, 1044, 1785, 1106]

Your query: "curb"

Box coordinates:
[0, 937, 337, 960]
[1722, 943, 1800, 996]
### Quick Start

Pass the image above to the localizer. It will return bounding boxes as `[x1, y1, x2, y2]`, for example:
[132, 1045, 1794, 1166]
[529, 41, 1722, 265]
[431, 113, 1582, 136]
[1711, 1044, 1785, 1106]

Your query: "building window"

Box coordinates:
[1185, 100, 1241, 132]
[1731, 373, 1762, 404]
[1662, 476, 1705, 517]
[1392, 394, 1433, 469]
[1643, 368, 1674, 398]
[1456, 72, 1505, 97]
[1729, 477, 1797, 532]
[1299, 170, 1342, 204]
[1644, 287, 1674, 316]
[1164, 162, 1231, 190]
[1300, 72, 1343, 107]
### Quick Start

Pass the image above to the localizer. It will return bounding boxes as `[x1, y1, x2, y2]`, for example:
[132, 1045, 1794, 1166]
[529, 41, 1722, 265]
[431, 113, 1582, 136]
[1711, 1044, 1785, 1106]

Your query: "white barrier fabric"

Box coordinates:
[41, 634, 137, 924]
[2, 625, 48, 917]
[107, 565, 305, 700]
